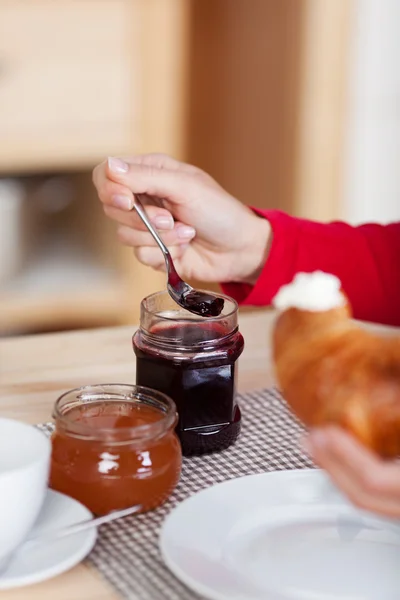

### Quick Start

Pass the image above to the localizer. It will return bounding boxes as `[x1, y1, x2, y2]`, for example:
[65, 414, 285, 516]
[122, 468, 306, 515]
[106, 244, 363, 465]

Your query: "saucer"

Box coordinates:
[0, 489, 97, 590]
[160, 469, 400, 600]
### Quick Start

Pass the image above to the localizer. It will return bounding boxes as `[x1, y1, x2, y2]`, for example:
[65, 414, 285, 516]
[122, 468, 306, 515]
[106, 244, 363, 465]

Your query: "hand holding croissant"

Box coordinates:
[272, 272, 400, 517]
[272, 272, 400, 458]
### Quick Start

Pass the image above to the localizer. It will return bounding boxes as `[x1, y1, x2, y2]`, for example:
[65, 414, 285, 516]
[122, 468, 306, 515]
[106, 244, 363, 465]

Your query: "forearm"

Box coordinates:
[222, 210, 400, 326]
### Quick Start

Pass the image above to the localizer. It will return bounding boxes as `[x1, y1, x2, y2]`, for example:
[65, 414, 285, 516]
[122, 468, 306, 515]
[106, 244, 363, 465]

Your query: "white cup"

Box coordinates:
[0, 419, 51, 567]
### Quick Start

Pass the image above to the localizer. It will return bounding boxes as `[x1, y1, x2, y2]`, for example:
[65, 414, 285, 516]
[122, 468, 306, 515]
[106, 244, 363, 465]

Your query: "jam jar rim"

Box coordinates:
[141, 289, 239, 324]
[52, 383, 178, 442]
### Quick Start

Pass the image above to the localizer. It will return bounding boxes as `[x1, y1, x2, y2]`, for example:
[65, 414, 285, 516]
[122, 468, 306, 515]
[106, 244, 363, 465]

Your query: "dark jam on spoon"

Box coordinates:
[182, 290, 225, 317]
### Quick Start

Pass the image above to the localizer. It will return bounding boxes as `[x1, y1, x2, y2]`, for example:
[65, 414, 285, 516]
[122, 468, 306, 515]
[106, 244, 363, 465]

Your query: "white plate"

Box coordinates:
[160, 469, 400, 600]
[0, 489, 97, 589]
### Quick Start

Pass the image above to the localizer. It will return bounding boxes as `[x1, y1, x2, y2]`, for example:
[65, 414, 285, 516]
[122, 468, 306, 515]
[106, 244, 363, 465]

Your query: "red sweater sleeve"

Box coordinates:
[222, 209, 400, 326]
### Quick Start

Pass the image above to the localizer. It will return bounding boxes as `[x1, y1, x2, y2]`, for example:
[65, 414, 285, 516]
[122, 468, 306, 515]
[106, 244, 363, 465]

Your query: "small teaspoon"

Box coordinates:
[133, 194, 224, 318]
[25, 503, 142, 548]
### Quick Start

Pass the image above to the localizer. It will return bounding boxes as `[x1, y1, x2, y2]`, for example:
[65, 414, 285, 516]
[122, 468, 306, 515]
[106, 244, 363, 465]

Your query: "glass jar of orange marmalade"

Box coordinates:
[50, 384, 182, 515]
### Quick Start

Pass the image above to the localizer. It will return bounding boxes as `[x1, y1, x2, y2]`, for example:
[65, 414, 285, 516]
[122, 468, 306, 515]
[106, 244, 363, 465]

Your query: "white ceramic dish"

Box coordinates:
[160, 469, 400, 600]
[0, 418, 51, 566]
[0, 489, 97, 589]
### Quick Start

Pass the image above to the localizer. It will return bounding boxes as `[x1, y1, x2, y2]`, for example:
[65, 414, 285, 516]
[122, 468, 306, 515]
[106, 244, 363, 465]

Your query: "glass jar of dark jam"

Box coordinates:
[133, 291, 244, 456]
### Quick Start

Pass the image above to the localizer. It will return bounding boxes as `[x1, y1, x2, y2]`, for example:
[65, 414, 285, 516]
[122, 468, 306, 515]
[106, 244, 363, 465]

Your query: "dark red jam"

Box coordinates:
[181, 290, 225, 317]
[133, 321, 244, 456]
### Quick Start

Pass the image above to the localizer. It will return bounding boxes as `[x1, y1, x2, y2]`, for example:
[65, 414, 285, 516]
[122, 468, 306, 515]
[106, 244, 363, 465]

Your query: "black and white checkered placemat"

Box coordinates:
[38, 387, 312, 600]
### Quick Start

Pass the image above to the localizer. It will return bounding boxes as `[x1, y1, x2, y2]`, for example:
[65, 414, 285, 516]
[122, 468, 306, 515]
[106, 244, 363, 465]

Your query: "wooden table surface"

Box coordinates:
[0, 309, 276, 600]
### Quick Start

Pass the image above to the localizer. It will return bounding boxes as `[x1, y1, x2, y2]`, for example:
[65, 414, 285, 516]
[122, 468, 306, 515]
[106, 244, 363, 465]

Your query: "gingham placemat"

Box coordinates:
[38, 387, 313, 600]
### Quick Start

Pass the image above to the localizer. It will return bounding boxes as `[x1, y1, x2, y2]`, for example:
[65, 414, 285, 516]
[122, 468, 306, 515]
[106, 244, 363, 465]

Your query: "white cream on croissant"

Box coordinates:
[272, 271, 400, 458]
[272, 271, 346, 312]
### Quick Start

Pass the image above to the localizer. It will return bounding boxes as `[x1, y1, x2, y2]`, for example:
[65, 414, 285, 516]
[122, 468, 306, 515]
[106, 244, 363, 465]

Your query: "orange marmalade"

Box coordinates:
[50, 385, 181, 515]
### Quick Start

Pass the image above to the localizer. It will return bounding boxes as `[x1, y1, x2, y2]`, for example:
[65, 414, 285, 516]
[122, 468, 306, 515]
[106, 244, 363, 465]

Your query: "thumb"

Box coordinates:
[107, 157, 192, 205]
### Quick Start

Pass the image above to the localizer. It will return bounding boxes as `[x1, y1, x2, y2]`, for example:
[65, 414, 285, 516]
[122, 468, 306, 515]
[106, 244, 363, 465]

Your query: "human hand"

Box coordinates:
[305, 426, 400, 518]
[92, 154, 271, 284]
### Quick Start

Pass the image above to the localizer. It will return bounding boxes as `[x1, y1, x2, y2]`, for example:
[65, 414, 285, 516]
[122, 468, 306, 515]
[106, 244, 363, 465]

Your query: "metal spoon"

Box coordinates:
[0, 504, 143, 574]
[25, 503, 142, 548]
[132, 194, 224, 317]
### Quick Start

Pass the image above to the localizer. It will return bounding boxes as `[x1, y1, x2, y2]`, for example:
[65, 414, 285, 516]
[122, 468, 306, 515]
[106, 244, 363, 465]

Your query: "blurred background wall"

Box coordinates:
[0, 0, 398, 337]
[343, 0, 400, 224]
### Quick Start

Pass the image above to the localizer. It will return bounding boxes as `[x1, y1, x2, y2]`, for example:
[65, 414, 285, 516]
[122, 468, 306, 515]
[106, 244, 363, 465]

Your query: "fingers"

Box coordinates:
[93, 162, 134, 209]
[305, 427, 400, 517]
[117, 223, 196, 248]
[103, 204, 175, 232]
[132, 243, 189, 270]
[104, 204, 196, 244]
[122, 153, 200, 174]
[125, 153, 182, 170]
[93, 157, 195, 208]
[92, 153, 199, 204]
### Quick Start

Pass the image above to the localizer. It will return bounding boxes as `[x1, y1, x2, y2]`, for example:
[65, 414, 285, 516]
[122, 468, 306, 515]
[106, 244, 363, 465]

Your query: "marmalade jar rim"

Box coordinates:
[52, 383, 178, 442]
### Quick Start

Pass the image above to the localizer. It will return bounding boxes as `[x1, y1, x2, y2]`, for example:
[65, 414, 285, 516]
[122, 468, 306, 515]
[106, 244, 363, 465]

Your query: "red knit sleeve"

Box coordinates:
[222, 210, 400, 326]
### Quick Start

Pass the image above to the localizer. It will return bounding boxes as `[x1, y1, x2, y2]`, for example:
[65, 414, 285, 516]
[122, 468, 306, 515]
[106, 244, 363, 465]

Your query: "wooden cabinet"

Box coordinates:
[0, 0, 138, 172]
[186, 0, 352, 222]
[0, 0, 189, 334]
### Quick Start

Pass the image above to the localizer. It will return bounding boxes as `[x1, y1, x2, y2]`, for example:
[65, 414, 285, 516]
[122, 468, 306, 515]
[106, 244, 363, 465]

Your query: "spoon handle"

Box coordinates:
[133, 194, 189, 301]
[133, 194, 176, 273]
[26, 504, 142, 546]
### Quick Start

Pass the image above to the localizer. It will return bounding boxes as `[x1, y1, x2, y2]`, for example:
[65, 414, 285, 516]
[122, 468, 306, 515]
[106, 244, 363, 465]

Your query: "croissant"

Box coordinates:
[272, 271, 400, 458]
